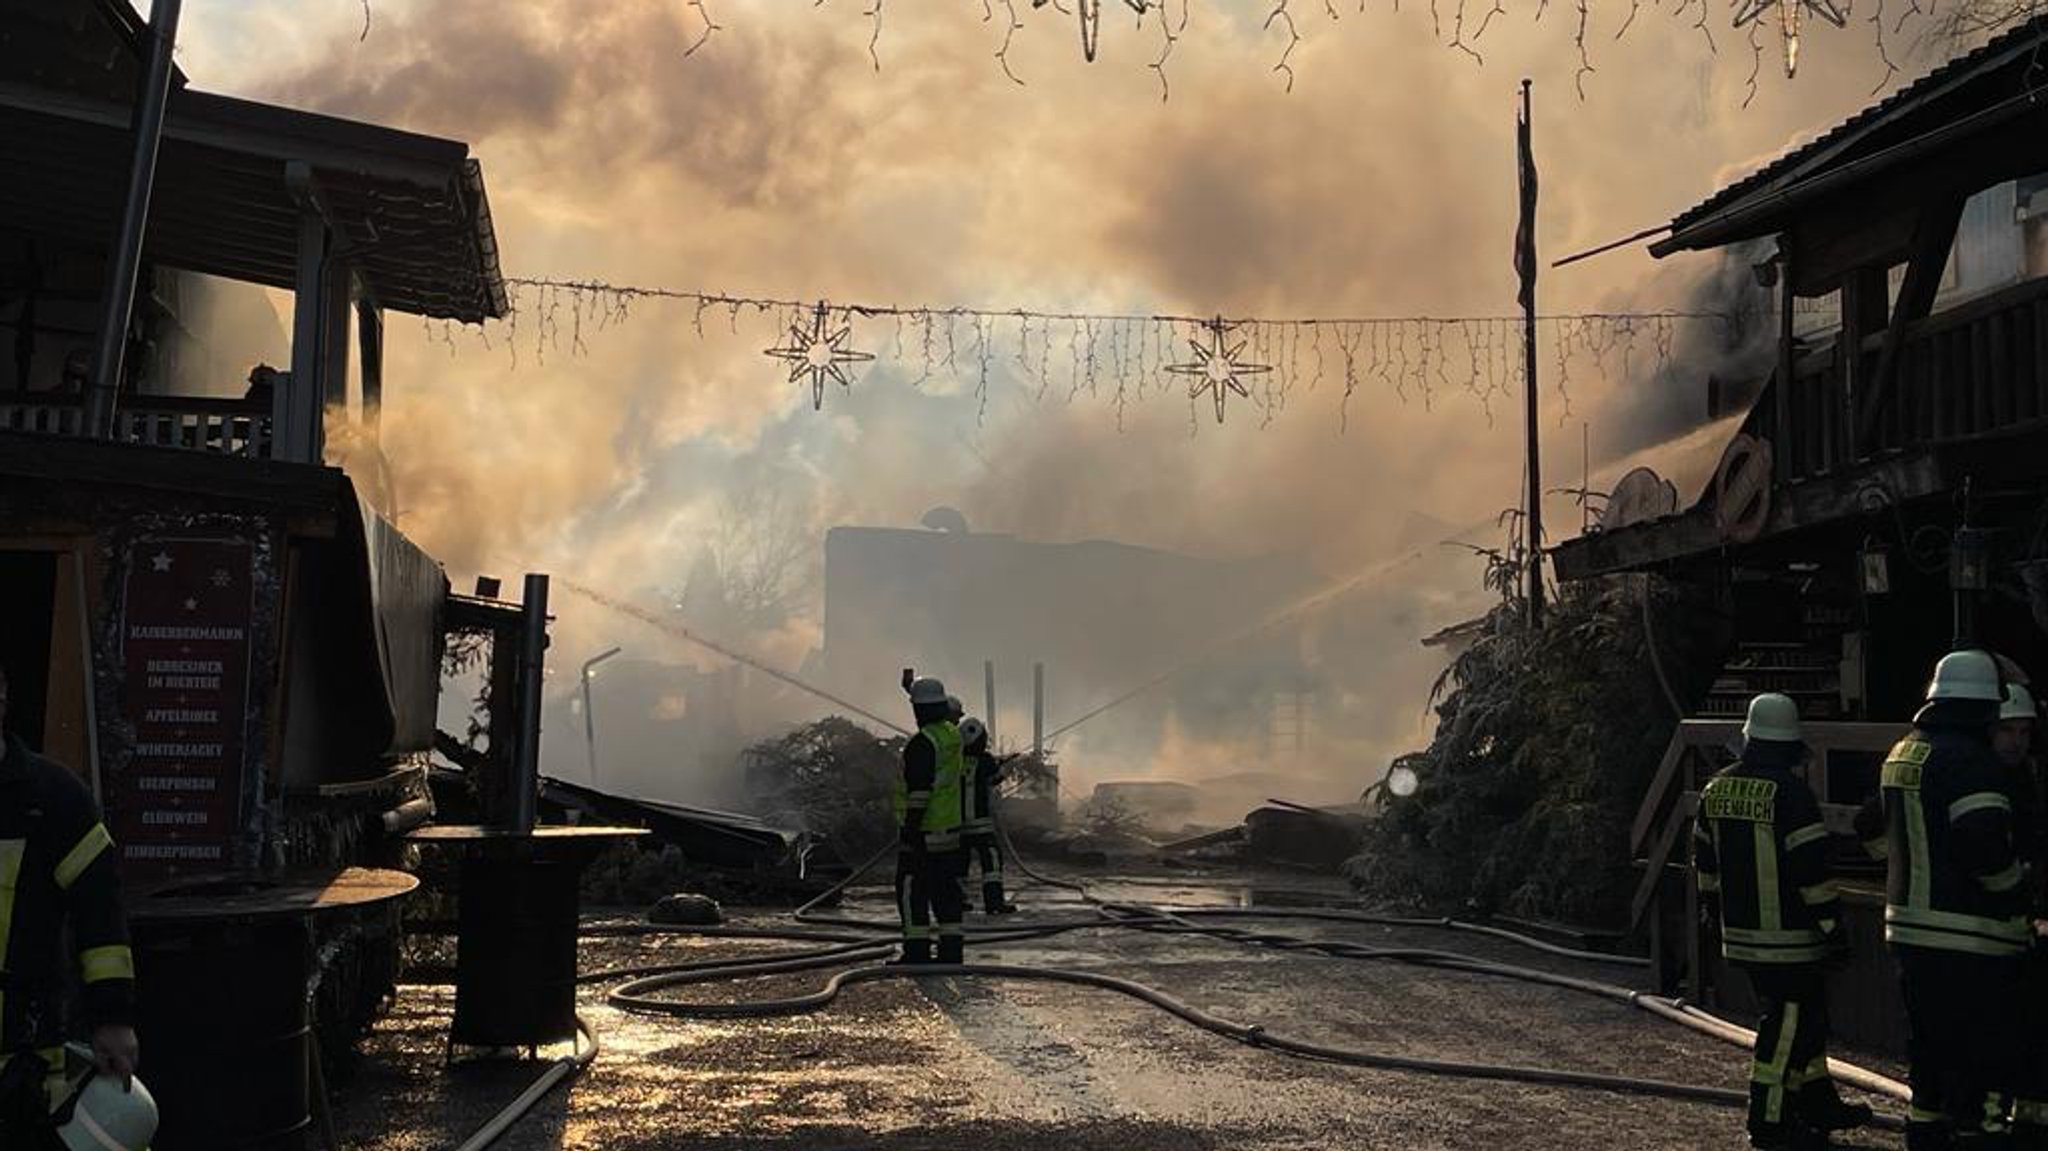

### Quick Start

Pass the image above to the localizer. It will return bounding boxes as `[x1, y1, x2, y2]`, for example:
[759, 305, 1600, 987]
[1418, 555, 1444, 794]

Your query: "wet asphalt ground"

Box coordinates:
[327, 867, 1904, 1150]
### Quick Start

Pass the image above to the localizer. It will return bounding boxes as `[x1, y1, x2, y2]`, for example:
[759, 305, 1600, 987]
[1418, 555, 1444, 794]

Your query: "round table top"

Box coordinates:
[129, 866, 420, 924]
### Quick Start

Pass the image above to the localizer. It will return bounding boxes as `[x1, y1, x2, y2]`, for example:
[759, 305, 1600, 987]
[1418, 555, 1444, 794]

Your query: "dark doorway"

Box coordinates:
[0, 551, 58, 751]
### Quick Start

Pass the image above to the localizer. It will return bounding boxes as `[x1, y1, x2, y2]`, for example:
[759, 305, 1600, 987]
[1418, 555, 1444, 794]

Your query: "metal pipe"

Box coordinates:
[984, 660, 996, 741]
[581, 646, 622, 787]
[87, 0, 183, 438]
[512, 574, 550, 835]
[379, 798, 434, 836]
[1032, 662, 1045, 757]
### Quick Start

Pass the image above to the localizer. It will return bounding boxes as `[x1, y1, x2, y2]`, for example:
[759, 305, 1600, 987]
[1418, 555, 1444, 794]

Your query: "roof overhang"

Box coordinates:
[0, 80, 507, 321]
[1650, 19, 2048, 261]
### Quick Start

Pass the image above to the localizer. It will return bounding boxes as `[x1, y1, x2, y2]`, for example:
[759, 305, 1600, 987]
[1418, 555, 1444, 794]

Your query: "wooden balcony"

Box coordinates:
[0, 391, 277, 459]
[1754, 274, 2048, 484]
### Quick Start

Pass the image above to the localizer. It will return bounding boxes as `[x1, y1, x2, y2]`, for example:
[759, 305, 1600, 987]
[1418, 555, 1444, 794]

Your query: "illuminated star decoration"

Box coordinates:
[764, 302, 874, 410]
[1167, 317, 1271, 425]
[1031, 0, 1150, 63]
[1732, 0, 1846, 78]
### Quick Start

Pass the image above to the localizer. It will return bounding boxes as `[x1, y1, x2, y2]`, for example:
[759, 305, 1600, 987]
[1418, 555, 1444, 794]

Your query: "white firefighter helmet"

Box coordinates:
[51, 1058, 157, 1151]
[1742, 693, 1803, 744]
[907, 677, 948, 705]
[1925, 649, 2005, 703]
[959, 717, 988, 746]
[2003, 682, 2038, 723]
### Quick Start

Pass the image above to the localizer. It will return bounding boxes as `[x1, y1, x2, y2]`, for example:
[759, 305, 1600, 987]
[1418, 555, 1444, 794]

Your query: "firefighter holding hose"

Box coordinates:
[894, 673, 968, 965]
[0, 665, 156, 1150]
[1694, 692, 1870, 1150]
[958, 716, 1019, 916]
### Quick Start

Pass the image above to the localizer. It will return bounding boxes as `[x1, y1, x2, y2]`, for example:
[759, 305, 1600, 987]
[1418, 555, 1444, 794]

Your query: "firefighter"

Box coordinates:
[1693, 692, 1870, 1150]
[958, 717, 1018, 916]
[0, 665, 145, 1149]
[1875, 650, 2031, 1149]
[1993, 681, 2048, 1149]
[894, 675, 968, 965]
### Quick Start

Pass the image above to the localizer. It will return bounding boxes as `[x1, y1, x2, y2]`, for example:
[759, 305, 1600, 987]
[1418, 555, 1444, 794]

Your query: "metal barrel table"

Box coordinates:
[129, 867, 419, 1151]
[406, 825, 646, 1053]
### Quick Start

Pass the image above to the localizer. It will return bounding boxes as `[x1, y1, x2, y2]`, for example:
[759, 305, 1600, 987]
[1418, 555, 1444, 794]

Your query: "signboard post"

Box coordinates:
[114, 536, 255, 871]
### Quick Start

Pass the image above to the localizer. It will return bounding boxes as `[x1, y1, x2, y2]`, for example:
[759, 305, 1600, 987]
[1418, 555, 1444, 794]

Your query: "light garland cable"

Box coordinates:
[464, 276, 1758, 424]
[680, 0, 1931, 102]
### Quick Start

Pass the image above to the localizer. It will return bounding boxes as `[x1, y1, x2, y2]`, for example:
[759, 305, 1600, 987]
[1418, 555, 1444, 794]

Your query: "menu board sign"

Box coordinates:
[115, 537, 255, 868]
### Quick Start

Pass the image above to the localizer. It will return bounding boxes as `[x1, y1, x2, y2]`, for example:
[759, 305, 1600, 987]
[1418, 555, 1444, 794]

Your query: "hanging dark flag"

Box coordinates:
[1514, 85, 1539, 313]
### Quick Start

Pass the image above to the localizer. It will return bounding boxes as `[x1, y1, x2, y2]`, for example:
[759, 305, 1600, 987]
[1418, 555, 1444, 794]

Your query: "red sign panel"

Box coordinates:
[115, 537, 256, 869]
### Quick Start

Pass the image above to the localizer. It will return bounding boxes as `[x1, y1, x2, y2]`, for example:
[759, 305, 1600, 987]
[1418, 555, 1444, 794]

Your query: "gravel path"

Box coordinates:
[327, 870, 1902, 1150]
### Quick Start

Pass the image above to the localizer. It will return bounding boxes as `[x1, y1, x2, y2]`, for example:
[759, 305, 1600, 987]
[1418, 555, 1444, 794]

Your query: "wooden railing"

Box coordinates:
[0, 392, 274, 459]
[1746, 275, 2048, 485]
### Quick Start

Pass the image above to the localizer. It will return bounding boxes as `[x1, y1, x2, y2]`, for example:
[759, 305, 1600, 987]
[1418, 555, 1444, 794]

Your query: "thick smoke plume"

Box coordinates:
[171, 1, 1948, 810]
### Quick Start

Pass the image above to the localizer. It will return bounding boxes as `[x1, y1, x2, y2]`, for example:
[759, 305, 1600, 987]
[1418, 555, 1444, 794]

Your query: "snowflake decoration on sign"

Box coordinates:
[1732, 0, 1847, 78]
[764, 302, 874, 410]
[1167, 317, 1271, 425]
[1032, 0, 1150, 63]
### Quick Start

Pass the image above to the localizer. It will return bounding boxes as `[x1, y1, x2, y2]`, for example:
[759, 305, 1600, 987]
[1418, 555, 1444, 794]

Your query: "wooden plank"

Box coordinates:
[2038, 300, 2048, 419]
[1858, 198, 1964, 450]
[1991, 310, 2014, 429]
[2016, 305, 2038, 424]
[1631, 791, 1700, 934]
[1971, 320, 1991, 435]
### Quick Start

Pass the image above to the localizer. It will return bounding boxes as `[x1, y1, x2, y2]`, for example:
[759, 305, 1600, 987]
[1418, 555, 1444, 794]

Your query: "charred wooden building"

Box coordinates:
[1552, 19, 2048, 1054]
[2, 0, 508, 874]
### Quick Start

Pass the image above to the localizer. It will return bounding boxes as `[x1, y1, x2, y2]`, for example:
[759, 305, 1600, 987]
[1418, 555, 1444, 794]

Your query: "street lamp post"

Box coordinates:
[581, 646, 622, 787]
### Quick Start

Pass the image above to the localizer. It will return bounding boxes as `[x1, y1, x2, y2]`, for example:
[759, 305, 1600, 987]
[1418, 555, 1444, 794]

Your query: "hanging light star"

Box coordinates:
[764, 302, 874, 410]
[1732, 0, 1847, 78]
[1167, 317, 1271, 425]
[1032, 0, 1150, 63]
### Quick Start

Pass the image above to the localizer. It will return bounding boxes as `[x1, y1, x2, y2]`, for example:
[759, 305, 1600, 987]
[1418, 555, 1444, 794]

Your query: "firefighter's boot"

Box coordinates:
[889, 939, 931, 966]
[1748, 1121, 1830, 1150]
[983, 882, 1017, 915]
[1797, 1088, 1873, 1133]
[936, 935, 964, 965]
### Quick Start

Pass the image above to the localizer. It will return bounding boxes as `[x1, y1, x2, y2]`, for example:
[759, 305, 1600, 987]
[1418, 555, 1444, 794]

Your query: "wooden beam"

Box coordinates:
[1840, 264, 1889, 469]
[1857, 198, 1964, 450]
[1777, 240, 1795, 458]
[320, 256, 351, 420]
[357, 297, 383, 437]
[286, 161, 328, 466]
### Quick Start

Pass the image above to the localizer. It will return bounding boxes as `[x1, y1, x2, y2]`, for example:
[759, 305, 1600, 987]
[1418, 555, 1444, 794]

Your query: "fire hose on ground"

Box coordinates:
[567, 833, 1911, 1133]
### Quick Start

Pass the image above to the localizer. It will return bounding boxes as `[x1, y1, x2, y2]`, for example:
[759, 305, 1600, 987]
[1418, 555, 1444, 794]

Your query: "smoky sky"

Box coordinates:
[169, 2, 1973, 801]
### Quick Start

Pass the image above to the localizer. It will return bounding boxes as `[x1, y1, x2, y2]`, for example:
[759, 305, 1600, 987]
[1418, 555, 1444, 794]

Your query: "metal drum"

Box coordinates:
[451, 854, 581, 1048]
[134, 908, 312, 1150]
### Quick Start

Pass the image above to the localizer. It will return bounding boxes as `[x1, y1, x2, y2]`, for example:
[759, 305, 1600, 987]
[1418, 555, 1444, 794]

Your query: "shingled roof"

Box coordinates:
[1652, 16, 2048, 257]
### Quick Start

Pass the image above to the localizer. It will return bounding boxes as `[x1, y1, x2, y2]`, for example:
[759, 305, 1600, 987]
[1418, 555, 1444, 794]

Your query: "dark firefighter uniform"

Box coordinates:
[1874, 714, 2031, 1147]
[0, 733, 136, 1143]
[1693, 741, 1858, 1147]
[2007, 741, 2048, 1142]
[962, 740, 1014, 916]
[894, 719, 967, 965]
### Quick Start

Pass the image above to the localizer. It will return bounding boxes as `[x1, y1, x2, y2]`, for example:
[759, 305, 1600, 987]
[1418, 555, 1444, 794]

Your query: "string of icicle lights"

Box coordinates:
[442, 276, 1766, 431]
[681, 0, 1925, 105]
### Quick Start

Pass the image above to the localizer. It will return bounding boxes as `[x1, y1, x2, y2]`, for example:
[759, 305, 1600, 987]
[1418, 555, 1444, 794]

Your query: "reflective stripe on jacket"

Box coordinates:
[1693, 747, 1841, 966]
[0, 734, 135, 1054]
[1878, 726, 2030, 958]
[895, 721, 967, 849]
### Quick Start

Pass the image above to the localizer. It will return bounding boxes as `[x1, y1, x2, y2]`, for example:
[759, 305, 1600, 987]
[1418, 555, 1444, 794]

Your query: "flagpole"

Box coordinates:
[1520, 78, 1545, 628]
